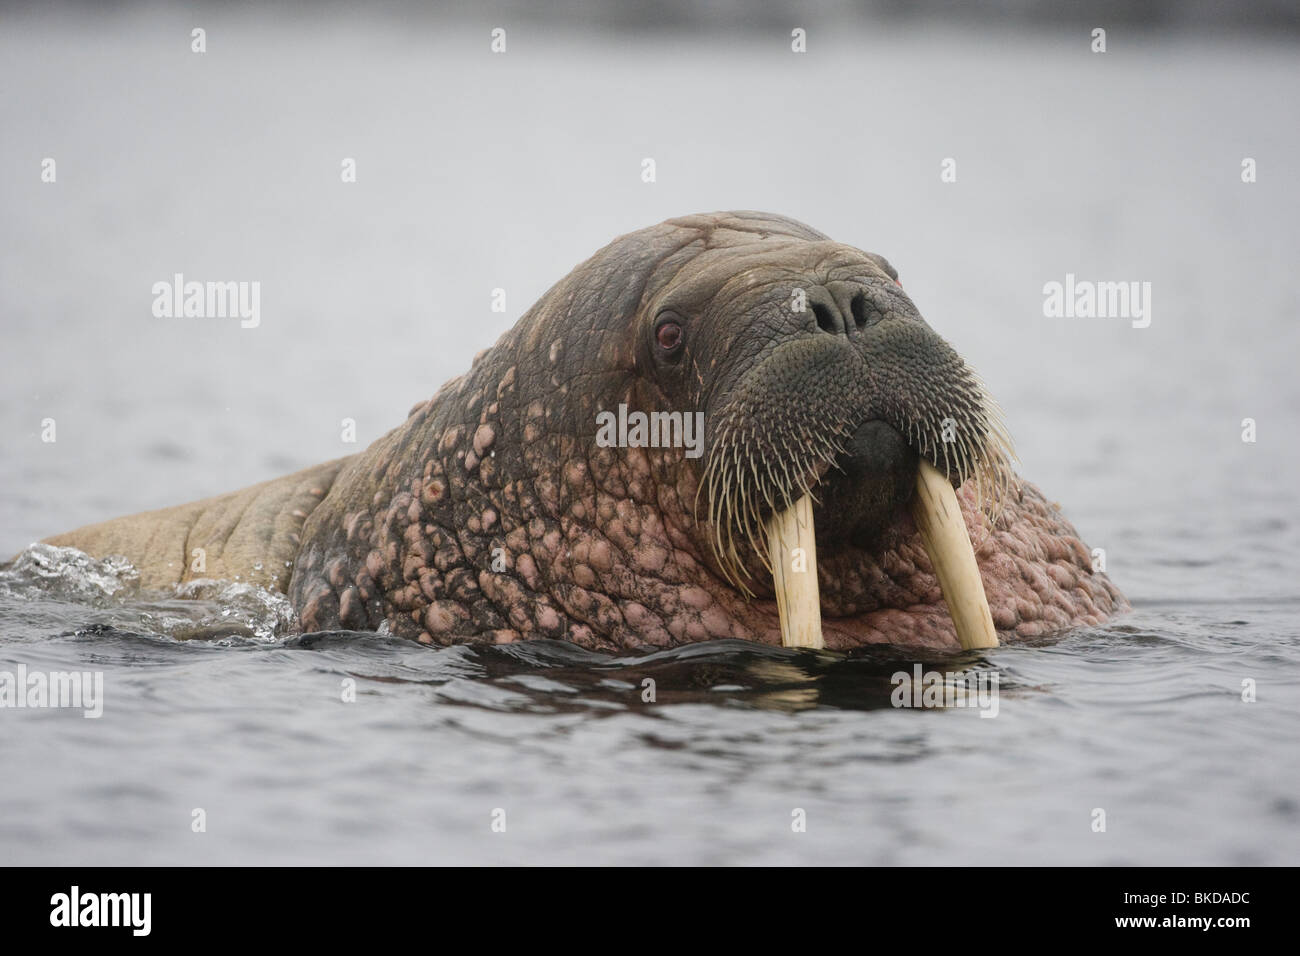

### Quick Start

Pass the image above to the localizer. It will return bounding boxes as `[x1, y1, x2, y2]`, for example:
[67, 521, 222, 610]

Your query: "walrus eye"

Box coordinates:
[656, 317, 683, 352]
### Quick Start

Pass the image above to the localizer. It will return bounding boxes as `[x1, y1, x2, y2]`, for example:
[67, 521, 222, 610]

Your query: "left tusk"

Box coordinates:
[912, 459, 999, 650]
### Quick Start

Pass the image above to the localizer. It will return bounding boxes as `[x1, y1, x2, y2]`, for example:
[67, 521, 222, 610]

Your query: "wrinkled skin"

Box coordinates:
[42, 211, 1125, 650]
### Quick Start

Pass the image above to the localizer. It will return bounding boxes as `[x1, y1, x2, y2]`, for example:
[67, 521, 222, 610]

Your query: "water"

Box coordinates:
[2, 10, 1298, 864]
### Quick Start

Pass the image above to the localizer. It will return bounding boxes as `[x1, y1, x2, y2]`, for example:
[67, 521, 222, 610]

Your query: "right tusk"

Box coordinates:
[764, 493, 825, 650]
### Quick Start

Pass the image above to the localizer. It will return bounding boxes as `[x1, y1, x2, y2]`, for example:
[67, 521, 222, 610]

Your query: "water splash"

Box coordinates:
[0, 543, 141, 603]
[1, 543, 296, 642]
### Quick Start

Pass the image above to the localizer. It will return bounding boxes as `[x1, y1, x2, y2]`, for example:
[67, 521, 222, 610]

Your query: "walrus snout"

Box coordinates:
[696, 278, 1014, 591]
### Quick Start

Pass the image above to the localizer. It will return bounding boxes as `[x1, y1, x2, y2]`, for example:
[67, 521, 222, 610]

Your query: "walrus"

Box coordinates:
[39, 211, 1125, 651]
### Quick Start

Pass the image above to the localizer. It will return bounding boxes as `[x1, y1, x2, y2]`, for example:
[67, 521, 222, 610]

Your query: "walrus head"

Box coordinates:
[525, 211, 1015, 646]
[286, 211, 1125, 651]
[626, 215, 1015, 594]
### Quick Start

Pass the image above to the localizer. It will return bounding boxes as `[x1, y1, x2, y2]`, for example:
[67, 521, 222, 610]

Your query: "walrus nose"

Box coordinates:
[808, 281, 880, 338]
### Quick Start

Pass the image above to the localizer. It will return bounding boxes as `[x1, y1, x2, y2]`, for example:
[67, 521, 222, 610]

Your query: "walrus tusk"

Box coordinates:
[764, 493, 825, 649]
[912, 460, 999, 650]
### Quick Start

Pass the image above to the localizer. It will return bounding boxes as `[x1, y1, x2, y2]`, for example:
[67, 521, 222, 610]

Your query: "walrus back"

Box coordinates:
[40, 459, 350, 593]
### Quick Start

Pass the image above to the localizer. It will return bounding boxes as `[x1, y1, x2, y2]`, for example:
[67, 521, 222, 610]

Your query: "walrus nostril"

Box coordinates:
[850, 291, 870, 331]
[812, 300, 842, 336]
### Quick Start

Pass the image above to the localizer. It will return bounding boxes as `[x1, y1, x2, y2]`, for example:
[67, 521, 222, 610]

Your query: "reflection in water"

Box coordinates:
[304, 631, 1014, 715]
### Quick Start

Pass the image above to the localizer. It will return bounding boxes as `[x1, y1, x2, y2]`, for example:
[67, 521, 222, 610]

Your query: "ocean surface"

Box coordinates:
[1, 9, 1297, 865]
